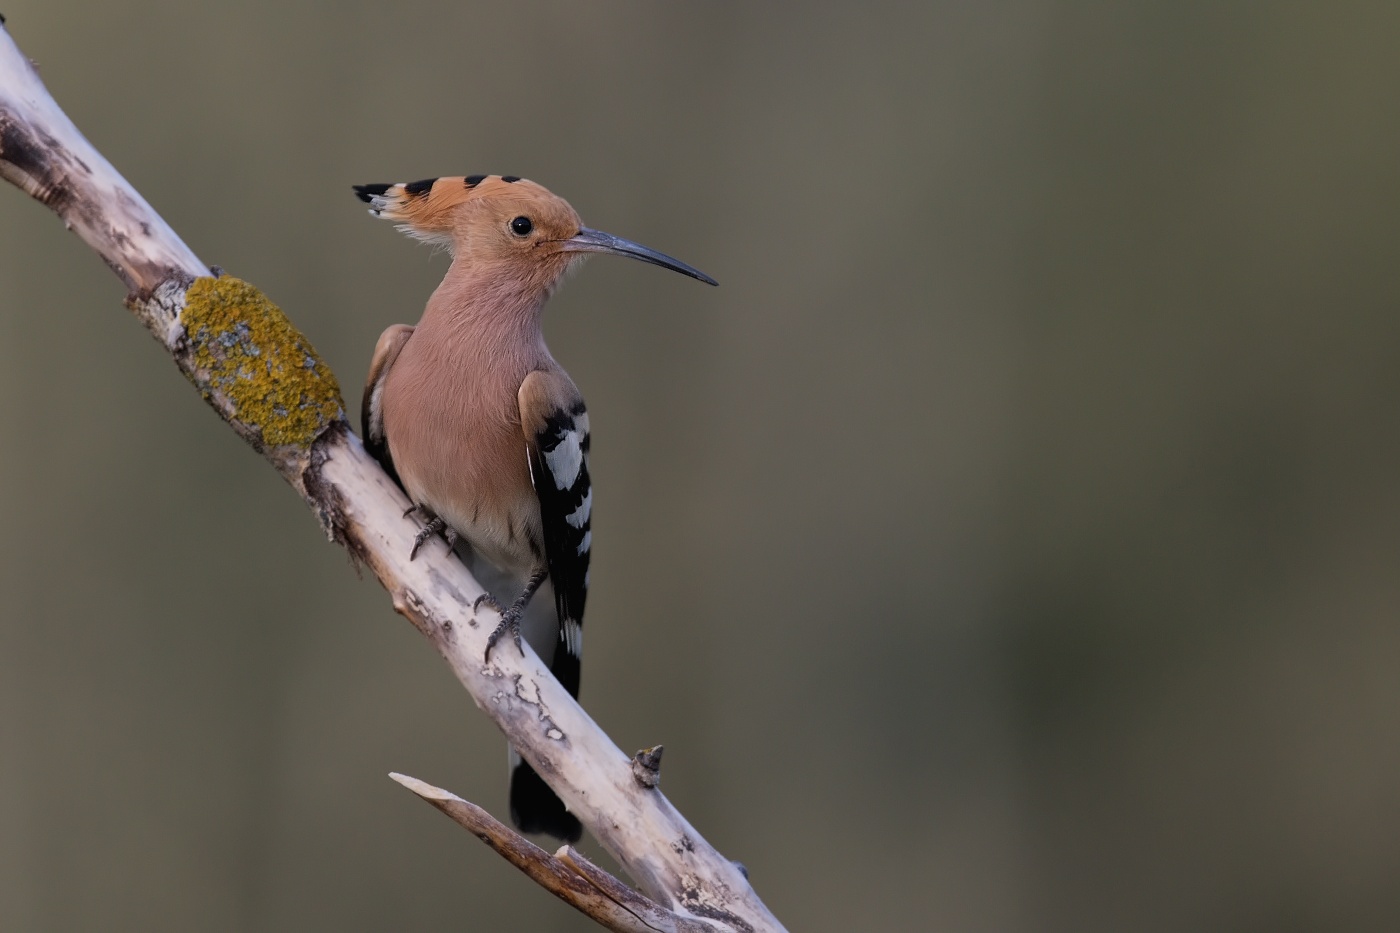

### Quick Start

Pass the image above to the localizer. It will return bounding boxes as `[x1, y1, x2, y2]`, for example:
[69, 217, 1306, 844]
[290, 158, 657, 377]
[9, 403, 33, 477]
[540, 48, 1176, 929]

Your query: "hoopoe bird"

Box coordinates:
[354, 174, 715, 841]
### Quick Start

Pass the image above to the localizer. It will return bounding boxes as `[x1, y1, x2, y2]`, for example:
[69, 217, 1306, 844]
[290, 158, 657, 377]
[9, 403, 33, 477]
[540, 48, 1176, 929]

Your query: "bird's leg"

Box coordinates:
[408, 508, 459, 560]
[484, 567, 549, 662]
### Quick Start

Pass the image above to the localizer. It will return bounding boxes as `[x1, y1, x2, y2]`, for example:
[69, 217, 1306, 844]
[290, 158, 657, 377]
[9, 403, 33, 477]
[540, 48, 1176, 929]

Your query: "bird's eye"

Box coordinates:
[510, 216, 533, 237]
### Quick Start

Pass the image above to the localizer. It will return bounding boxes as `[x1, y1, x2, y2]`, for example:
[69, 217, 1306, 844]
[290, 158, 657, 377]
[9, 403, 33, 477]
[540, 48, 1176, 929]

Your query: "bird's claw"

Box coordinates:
[473, 592, 504, 614]
[409, 514, 458, 560]
[476, 569, 546, 663]
[484, 607, 524, 662]
[409, 516, 444, 559]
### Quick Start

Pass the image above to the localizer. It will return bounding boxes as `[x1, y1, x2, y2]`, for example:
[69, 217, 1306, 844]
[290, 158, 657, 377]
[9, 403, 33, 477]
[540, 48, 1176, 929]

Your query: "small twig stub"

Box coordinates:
[632, 745, 665, 789]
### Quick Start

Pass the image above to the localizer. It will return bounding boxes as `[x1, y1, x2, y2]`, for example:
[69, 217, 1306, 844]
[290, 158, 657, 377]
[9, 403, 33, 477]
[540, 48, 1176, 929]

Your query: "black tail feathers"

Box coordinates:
[510, 759, 582, 842]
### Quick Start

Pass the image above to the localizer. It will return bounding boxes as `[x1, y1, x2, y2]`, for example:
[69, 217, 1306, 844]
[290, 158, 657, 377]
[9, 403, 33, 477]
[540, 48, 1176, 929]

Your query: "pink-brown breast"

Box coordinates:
[379, 319, 545, 577]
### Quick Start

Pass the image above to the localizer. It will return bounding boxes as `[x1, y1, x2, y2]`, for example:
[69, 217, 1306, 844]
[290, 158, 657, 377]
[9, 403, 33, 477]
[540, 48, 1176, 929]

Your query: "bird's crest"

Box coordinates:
[352, 174, 535, 246]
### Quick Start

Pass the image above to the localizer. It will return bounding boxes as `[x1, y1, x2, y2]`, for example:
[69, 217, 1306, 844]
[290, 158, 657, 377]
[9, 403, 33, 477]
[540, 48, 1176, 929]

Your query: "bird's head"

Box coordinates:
[354, 175, 716, 297]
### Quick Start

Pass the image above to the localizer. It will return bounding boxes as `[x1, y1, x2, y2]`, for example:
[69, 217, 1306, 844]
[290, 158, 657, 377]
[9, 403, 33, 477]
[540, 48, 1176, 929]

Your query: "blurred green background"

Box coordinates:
[2, 3, 1399, 931]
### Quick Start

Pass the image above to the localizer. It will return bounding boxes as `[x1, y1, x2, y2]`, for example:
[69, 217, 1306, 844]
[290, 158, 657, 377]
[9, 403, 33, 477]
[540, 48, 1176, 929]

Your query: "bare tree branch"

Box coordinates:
[390, 773, 725, 933]
[0, 21, 784, 933]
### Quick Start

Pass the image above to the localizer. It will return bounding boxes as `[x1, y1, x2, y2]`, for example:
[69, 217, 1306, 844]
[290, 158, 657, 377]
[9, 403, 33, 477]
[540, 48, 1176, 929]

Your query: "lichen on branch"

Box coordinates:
[181, 275, 344, 449]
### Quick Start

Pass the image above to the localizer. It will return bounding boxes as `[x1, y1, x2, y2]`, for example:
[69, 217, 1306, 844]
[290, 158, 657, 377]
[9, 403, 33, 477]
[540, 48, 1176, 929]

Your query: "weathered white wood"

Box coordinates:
[390, 773, 725, 933]
[315, 443, 777, 930]
[0, 21, 785, 933]
[0, 26, 205, 295]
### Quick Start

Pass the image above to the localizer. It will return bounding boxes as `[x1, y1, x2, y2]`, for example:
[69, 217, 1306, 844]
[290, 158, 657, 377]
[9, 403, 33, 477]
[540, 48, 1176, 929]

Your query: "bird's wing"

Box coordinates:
[361, 324, 414, 488]
[518, 370, 591, 698]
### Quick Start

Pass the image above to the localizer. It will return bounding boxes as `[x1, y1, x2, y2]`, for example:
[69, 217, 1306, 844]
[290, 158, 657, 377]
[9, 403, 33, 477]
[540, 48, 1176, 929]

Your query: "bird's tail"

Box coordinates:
[506, 582, 584, 842]
[509, 748, 582, 842]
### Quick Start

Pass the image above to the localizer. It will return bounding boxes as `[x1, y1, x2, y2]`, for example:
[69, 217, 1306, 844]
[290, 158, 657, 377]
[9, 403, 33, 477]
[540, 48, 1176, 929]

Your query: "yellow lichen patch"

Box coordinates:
[182, 276, 344, 448]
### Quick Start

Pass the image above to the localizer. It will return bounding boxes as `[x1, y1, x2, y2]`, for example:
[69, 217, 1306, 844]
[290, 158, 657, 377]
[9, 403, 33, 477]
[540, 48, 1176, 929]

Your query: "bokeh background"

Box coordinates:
[2, 3, 1399, 931]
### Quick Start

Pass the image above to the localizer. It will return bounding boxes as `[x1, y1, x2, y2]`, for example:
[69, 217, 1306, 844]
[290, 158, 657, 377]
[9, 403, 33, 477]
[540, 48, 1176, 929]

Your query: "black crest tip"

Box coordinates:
[403, 178, 436, 196]
[464, 174, 487, 188]
[501, 175, 521, 183]
[353, 183, 391, 203]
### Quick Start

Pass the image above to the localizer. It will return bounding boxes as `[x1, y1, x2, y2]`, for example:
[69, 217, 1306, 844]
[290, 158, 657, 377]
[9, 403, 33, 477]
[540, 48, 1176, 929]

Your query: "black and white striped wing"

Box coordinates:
[525, 400, 591, 698]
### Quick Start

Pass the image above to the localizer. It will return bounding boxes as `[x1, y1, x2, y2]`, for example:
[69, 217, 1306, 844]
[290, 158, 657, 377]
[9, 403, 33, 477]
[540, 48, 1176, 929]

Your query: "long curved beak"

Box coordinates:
[559, 227, 718, 286]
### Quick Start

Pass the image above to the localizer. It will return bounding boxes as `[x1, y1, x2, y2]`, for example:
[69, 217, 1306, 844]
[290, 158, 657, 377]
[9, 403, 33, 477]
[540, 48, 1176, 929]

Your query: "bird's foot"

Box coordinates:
[473, 591, 504, 614]
[409, 514, 458, 560]
[484, 605, 525, 662]
[478, 568, 547, 663]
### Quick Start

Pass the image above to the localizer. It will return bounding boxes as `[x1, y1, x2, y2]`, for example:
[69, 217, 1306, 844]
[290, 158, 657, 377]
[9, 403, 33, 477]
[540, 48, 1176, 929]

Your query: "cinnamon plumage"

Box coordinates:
[354, 174, 715, 840]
